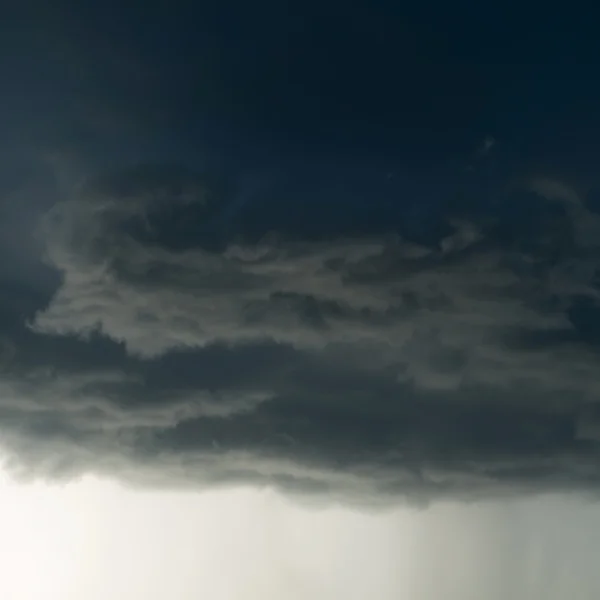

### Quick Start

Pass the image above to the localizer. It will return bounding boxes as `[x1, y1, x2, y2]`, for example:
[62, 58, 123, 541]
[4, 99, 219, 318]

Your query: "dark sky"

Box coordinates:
[4, 3, 600, 162]
[1, 1, 600, 502]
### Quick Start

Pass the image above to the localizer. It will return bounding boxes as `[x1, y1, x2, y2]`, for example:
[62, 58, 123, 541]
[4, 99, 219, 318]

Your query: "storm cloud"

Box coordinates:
[0, 157, 596, 504]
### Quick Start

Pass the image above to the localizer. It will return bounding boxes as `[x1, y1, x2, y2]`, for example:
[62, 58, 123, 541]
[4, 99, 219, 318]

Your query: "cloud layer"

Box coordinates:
[1, 161, 600, 503]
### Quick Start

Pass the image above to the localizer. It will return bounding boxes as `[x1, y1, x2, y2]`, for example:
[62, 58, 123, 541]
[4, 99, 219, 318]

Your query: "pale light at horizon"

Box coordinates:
[1, 465, 600, 600]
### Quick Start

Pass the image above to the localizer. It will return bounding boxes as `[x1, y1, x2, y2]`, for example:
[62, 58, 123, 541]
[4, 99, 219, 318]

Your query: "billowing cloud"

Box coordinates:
[0, 162, 599, 503]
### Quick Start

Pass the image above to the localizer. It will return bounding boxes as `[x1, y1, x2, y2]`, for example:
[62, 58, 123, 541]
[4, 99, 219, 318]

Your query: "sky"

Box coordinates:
[2, 1, 600, 598]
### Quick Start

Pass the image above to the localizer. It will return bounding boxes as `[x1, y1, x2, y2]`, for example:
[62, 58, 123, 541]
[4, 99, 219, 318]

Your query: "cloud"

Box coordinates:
[0, 162, 600, 503]
[528, 177, 582, 207]
[30, 166, 600, 387]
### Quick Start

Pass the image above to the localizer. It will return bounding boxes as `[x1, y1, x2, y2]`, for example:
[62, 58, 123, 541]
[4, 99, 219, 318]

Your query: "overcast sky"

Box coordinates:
[2, 2, 600, 599]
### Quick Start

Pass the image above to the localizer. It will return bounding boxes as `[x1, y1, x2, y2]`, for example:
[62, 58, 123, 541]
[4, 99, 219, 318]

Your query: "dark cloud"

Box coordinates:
[0, 157, 598, 505]
[3, 3, 600, 505]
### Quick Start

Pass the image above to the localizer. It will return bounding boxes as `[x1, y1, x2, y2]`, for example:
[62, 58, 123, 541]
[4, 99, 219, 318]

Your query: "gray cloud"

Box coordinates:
[31, 167, 600, 387]
[1, 162, 600, 503]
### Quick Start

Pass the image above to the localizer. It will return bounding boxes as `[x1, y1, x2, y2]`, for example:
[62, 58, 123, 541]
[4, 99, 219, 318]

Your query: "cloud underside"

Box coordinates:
[2, 164, 600, 503]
